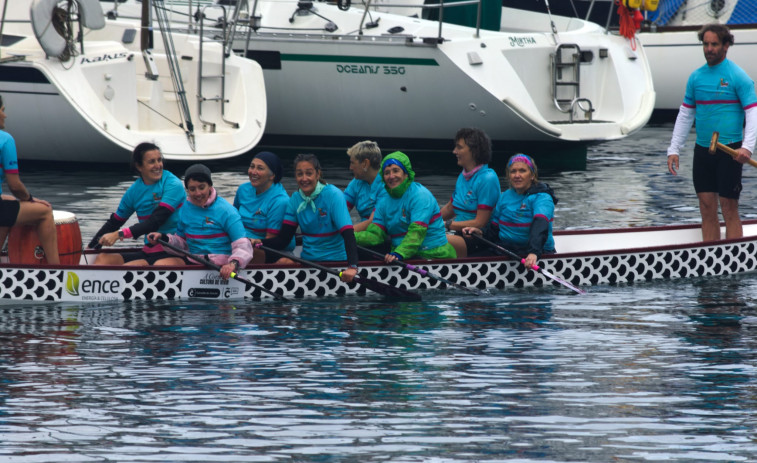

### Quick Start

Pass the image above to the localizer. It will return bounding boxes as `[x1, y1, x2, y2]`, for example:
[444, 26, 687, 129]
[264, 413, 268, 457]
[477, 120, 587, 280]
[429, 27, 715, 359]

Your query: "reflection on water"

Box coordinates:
[2, 282, 757, 461]
[3, 125, 757, 461]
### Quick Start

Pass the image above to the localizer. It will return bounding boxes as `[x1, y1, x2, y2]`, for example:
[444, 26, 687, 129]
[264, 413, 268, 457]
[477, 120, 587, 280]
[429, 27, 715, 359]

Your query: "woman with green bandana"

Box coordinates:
[356, 151, 456, 263]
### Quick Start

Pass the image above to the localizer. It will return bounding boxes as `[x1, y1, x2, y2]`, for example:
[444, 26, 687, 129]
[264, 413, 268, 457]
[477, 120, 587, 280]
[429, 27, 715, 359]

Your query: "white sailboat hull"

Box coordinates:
[0, 1, 267, 163]
[106, 0, 655, 148]
[244, 3, 654, 146]
[639, 27, 757, 112]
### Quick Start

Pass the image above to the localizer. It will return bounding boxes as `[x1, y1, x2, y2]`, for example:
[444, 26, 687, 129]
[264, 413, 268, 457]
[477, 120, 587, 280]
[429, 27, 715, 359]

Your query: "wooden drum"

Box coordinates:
[8, 210, 82, 265]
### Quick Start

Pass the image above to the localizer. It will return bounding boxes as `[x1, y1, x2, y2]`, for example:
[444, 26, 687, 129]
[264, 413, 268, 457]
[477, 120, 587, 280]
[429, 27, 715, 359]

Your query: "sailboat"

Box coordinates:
[503, 0, 757, 117]
[638, 0, 757, 115]
[0, 0, 266, 163]
[104, 0, 655, 155]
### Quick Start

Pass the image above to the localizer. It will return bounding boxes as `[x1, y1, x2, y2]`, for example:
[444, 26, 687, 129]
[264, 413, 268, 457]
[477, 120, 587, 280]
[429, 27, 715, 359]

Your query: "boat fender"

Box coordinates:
[641, 0, 659, 11]
[621, 0, 659, 11]
[30, 0, 106, 58]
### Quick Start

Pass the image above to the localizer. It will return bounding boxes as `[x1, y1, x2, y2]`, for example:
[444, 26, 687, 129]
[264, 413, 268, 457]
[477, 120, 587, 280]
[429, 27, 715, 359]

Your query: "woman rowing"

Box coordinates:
[253, 153, 358, 283]
[463, 153, 557, 269]
[0, 94, 60, 264]
[343, 140, 386, 233]
[147, 164, 252, 280]
[441, 128, 501, 258]
[233, 151, 294, 264]
[89, 142, 185, 265]
[355, 151, 456, 262]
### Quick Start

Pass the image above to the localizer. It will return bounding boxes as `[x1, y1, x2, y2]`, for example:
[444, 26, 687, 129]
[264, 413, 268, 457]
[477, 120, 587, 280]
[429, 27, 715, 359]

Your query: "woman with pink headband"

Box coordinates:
[462, 153, 557, 269]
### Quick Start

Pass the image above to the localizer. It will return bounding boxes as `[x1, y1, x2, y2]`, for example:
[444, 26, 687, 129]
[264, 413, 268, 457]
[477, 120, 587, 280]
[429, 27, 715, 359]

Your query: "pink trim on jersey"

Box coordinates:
[452, 205, 476, 214]
[185, 232, 229, 239]
[159, 201, 178, 212]
[696, 99, 740, 105]
[497, 220, 531, 228]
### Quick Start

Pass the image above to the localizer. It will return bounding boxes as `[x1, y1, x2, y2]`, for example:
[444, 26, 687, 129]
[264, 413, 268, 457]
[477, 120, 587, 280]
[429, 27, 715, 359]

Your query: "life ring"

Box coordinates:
[30, 0, 106, 58]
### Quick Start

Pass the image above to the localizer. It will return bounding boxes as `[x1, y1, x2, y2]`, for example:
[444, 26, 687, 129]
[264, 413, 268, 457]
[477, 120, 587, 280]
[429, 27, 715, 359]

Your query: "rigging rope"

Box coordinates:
[616, 0, 643, 50]
[51, 1, 76, 61]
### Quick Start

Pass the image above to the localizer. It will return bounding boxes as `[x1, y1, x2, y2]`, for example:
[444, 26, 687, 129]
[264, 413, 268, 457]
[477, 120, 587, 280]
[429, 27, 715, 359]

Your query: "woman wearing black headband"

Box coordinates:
[234, 151, 294, 264]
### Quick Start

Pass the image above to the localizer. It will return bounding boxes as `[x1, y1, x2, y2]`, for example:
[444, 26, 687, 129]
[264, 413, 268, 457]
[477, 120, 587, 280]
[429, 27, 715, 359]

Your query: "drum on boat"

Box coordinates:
[8, 210, 82, 265]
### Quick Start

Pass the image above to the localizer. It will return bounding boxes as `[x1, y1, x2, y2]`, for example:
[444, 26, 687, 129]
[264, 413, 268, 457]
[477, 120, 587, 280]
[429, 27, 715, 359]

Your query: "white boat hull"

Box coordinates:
[106, 1, 655, 149]
[0, 1, 267, 163]
[246, 3, 654, 147]
[639, 27, 757, 113]
[2, 220, 755, 303]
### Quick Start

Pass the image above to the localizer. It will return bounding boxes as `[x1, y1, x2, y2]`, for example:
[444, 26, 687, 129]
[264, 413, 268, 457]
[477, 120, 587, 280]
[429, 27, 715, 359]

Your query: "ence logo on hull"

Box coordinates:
[64, 271, 123, 301]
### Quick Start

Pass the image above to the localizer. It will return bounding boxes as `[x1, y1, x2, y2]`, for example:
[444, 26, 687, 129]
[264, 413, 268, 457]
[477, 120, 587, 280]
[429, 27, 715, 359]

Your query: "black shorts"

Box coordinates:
[0, 199, 20, 227]
[693, 142, 743, 199]
[120, 249, 177, 265]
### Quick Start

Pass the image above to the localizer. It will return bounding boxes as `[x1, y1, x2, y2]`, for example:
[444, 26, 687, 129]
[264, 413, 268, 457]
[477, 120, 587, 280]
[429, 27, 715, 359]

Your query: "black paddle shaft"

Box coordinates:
[356, 245, 486, 296]
[158, 239, 287, 301]
[258, 244, 422, 302]
[470, 234, 585, 295]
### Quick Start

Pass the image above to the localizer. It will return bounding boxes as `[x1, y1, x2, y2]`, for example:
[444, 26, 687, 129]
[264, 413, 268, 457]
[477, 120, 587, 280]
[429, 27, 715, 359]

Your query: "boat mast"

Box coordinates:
[141, 0, 152, 51]
[0, 0, 7, 60]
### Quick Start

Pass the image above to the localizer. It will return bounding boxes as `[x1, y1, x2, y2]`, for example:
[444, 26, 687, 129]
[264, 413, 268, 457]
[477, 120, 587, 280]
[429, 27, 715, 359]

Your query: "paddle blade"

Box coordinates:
[355, 275, 422, 302]
[538, 267, 586, 295]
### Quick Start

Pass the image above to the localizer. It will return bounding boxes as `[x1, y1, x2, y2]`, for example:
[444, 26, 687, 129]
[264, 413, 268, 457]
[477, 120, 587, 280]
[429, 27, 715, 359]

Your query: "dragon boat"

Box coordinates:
[2, 212, 756, 303]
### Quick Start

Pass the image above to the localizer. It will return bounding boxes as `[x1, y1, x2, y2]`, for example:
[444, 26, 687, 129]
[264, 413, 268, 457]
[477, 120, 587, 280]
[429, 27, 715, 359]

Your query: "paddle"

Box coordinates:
[709, 131, 757, 168]
[257, 244, 422, 302]
[471, 234, 586, 295]
[357, 245, 487, 296]
[158, 238, 288, 301]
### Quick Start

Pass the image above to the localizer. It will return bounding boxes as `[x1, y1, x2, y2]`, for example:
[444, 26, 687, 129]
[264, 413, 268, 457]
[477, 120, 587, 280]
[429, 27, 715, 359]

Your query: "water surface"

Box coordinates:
[2, 124, 757, 461]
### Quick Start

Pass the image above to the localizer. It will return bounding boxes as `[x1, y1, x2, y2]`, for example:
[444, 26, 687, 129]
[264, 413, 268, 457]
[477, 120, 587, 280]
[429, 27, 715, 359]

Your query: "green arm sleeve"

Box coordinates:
[393, 222, 427, 259]
[355, 223, 387, 247]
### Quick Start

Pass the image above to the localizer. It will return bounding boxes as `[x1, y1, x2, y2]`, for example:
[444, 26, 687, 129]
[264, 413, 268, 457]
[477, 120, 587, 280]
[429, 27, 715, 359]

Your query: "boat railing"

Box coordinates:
[355, 0, 483, 39]
[123, 0, 485, 46]
[234, 0, 485, 48]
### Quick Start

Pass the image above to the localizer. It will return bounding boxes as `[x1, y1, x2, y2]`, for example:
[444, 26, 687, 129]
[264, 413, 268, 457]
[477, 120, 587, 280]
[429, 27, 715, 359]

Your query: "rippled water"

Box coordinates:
[2, 124, 757, 461]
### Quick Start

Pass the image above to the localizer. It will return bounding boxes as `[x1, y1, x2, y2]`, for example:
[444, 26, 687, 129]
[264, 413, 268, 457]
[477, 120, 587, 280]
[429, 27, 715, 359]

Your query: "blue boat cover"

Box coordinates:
[728, 0, 757, 24]
[648, 0, 687, 25]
